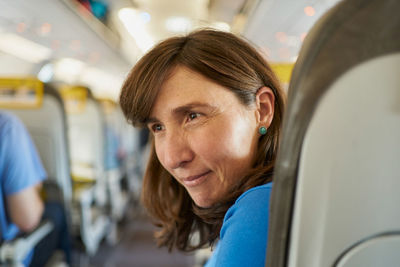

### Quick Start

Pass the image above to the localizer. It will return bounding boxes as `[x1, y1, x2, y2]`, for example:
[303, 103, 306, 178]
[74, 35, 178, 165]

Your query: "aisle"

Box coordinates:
[89, 211, 195, 267]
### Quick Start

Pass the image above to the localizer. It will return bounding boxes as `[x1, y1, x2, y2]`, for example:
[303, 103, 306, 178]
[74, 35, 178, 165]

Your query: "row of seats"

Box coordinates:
[0, 79, 145, 265]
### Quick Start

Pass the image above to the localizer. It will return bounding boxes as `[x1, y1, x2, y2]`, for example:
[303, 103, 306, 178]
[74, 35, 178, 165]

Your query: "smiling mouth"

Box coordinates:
[182, 171, 212, 187]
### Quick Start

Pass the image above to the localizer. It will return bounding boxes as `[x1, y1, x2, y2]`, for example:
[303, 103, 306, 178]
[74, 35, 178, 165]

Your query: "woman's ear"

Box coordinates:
[255, 86, 275, 127]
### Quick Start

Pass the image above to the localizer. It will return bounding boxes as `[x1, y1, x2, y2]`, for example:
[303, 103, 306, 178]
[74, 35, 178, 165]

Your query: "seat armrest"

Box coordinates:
[0, 220, 54, 264]
[72, 184, 111, 255]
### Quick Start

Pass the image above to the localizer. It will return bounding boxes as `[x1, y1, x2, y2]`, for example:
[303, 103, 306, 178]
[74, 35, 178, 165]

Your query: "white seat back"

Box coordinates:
[68, 97, 104, 174]
[289, 54, 400, 267]
[266, 0, 400, 266]
[67, 90, 107, 205]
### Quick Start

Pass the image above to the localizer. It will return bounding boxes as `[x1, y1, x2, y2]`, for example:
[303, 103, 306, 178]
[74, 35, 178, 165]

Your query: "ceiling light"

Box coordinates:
[0, 33, 52, 63]
[165, 17, 192, 33]
[275, 32, 288, 43]
[118, 7, 154, 53]
[54, 58, 86, 83]
[16, 23, 26, 33]
[38, 63, 54, 82]
[38, 23, 52, 36]
[304, 6, 315, 16]
[139, 12, 151, 24]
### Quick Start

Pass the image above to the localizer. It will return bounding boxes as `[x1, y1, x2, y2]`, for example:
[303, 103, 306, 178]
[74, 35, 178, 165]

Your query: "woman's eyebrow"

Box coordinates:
[172, 102, 215, 115]
[144, 117, 159, 125]
[144, 102, 216, 124]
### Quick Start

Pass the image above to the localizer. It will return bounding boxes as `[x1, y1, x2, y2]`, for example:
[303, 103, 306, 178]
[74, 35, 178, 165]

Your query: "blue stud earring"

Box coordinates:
[259, 126, 267, 135]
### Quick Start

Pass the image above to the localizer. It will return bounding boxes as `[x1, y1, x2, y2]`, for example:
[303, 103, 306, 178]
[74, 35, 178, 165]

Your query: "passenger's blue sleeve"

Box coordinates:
[0, 112, 46, 195]
[212, 184, 271, 267]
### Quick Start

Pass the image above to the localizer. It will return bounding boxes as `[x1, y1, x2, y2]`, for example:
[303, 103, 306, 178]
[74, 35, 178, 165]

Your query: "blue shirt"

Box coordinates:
[205, 183, 272, 267]
[104, 126, 121, 170]
[0, 111, 46, 265]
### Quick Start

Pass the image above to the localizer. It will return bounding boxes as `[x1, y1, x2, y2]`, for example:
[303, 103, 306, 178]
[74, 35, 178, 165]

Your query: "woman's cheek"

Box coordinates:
[190, 127, 228, 161]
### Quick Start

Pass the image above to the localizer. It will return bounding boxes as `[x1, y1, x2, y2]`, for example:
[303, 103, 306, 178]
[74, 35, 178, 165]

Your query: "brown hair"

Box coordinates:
[120, 29, 285, 252]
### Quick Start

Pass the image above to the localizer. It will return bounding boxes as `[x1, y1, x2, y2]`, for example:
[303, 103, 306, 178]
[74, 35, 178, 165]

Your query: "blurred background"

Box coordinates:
[0, 0, 341, 99]
[0, 1, 343, 266]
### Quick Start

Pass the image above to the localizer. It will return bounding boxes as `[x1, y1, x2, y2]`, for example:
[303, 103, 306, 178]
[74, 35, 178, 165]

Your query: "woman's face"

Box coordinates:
[147, 66, 261, 207]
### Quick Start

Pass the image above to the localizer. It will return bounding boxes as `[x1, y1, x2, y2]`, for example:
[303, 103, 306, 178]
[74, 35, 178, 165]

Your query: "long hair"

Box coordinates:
[119, 29, 286, 252]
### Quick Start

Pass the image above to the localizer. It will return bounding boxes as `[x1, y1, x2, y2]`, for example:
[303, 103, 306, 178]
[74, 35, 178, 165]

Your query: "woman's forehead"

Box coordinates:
[148, 67, 240, 119]
[164, 66, 206, 86]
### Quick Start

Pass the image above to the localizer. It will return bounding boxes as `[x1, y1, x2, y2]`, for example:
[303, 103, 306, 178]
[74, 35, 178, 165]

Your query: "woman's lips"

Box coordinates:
[182, 171, 212, 187]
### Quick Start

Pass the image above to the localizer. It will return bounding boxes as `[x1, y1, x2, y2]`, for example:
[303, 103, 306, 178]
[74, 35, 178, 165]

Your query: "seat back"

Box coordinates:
[0, 80, 72, 205]
[123, 125, 146, 199]
[99, 99, 124, 171]
[266, 0, 400, 266]
[65, 87, 107, 205]
[114, 105, 143, 197]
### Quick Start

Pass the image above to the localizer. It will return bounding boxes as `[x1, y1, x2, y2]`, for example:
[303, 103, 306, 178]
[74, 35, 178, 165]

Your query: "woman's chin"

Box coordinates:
[191, 195, 214, 208]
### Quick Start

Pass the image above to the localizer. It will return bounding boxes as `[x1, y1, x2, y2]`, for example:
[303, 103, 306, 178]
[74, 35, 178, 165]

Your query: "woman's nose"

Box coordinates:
[160, 131, 194, 170]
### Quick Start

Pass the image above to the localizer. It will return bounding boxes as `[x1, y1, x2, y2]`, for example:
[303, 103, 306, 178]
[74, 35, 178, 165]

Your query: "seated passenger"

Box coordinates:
[105, 125, 121, 170]
[0, 111, 71, 266]
[119, 29, 286, 266]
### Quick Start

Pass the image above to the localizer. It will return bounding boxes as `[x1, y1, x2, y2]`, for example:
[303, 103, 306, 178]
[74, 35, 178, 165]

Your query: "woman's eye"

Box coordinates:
[151, 124, 163, 132]
[188, 112, 200, 121]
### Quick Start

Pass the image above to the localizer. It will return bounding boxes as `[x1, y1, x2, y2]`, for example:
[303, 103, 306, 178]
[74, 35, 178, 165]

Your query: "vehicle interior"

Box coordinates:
[0, 0, 398, 266]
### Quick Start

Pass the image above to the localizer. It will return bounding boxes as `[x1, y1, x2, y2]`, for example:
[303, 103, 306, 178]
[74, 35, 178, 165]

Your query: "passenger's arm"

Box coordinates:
[7, 183, 44, 232]
[0, 113, 47, 233]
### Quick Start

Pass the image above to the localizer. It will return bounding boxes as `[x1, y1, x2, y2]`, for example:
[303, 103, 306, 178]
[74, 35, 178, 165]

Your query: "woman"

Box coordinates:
[119, 29, 285, 266]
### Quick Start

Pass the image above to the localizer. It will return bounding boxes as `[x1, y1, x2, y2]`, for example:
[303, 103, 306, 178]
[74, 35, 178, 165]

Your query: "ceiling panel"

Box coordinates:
[243, 0, 342, 62]
[0, 0, 131, 80]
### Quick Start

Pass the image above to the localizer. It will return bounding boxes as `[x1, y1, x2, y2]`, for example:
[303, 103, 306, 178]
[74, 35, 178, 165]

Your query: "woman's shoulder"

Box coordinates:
[222, 182, 272, 231]
[213, 182, 272, 266]
[235, 182, 272, 205]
